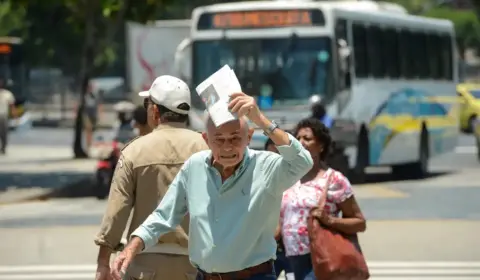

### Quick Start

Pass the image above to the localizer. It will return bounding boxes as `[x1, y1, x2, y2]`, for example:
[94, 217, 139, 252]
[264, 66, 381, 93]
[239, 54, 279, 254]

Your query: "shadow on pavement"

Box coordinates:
[0, 171, 98, 204]
[0, 172, 92, 190]
[0, 157, 83, 166]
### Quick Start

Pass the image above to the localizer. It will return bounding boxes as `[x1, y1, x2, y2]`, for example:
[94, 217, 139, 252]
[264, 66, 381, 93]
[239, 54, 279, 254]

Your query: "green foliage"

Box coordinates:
[386, 0, 480, 53]
[10, 0, 170, 75]
[425, 8, 480, 48]
[0, 1, 27, 36]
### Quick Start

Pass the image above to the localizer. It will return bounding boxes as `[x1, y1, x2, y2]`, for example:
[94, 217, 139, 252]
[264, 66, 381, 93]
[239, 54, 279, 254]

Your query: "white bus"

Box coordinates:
[180, 0, 459, 181]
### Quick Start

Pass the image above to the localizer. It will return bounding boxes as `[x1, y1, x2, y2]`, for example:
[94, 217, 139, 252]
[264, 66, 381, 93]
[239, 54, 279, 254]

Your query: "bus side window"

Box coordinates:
[352, 23, 368, 78]
[335, 19, 351, 90]
[368, 25, 385, 78]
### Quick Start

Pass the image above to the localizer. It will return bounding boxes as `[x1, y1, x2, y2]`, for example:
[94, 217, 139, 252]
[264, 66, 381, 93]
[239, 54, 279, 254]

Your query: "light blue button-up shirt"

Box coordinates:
[131, 133, 313, 273]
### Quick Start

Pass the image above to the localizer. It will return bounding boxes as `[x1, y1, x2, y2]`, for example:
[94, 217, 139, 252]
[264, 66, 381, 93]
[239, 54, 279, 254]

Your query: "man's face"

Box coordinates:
[203, 118, 253, 168]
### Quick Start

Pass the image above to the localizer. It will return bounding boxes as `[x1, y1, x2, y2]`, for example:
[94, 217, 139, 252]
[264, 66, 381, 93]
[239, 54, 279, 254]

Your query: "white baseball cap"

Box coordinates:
[138, 75, 191, 115]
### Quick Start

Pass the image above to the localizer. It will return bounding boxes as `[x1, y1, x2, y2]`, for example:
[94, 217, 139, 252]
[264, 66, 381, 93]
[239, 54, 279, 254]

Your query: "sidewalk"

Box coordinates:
[0, 146, 97, 204]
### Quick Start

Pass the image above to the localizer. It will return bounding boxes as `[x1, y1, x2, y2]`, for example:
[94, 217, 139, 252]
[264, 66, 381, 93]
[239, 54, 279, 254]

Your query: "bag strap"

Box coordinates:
[317, 170, 335, 211]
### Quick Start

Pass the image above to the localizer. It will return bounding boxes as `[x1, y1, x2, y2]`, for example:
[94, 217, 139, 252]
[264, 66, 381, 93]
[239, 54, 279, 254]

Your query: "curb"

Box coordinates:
[31, 120, 113, 129]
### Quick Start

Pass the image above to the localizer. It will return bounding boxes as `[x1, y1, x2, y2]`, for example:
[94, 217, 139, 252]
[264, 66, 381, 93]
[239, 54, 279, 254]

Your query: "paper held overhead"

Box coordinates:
[195, 65, 242, 127]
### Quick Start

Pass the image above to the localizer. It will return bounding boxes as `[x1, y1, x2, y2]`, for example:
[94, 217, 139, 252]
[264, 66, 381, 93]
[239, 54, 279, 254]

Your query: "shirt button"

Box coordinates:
[215, 218, 219, 222]
[213, 244, 216, 248]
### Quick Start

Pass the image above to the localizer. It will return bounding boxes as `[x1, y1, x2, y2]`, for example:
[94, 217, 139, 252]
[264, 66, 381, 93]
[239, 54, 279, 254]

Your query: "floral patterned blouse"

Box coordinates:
[280, 168, 354, 257]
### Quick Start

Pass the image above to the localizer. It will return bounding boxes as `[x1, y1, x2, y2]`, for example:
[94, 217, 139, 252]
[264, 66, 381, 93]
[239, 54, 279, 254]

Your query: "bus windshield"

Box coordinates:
[192, 36, 332, 110]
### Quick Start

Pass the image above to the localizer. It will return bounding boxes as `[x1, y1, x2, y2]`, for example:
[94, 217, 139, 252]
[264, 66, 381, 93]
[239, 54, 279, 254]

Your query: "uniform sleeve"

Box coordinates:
[329, 170, 354, 204]
[130, 160, 190, 250]
[94, 153, 135, 250]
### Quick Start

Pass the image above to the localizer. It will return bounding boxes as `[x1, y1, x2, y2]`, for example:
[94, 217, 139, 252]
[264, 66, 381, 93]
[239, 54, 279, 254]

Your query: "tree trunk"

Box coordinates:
[73, 0, 97, 158]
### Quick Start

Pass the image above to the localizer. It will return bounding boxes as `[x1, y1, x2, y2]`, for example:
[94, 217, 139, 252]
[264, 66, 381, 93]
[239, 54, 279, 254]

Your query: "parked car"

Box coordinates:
[457, 83, 480, 133]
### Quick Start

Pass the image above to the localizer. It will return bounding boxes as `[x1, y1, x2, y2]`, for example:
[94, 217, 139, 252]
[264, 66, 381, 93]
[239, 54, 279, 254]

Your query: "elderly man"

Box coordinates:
[111, 92, 313, 280]
[94, 75, 209, 280]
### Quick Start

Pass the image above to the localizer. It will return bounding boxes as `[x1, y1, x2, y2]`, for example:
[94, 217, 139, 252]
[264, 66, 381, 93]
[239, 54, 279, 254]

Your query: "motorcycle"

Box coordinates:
[94, 139, 123, 199]
[93, 101, 136, 199]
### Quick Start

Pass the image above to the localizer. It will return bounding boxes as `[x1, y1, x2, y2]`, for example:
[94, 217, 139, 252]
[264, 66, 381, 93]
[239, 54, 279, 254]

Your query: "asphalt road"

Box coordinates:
[1, 128, 479, 279]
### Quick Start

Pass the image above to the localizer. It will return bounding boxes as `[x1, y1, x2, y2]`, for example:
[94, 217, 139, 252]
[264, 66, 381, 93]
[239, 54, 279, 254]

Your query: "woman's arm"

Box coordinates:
[274, 223, 281, 241]
[323, 195, 366, 234]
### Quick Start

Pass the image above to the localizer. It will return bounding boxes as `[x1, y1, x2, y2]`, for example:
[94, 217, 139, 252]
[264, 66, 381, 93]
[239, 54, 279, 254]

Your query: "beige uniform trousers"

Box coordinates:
[125, 253, 197, 280]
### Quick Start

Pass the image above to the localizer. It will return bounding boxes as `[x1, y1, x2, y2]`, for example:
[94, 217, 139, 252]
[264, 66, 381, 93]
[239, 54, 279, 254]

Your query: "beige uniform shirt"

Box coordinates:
[95, 123, 209, 251]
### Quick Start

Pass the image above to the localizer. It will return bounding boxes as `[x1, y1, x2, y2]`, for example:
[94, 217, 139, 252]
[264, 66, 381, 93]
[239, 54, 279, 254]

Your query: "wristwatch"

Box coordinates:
[263, 120, 279, 136]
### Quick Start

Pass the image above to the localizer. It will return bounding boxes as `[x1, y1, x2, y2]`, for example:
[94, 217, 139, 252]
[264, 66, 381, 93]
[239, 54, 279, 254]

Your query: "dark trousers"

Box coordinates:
[274, 250, 292, 278]
[288, 253, 317, 280]
[0, 116, 7, 153]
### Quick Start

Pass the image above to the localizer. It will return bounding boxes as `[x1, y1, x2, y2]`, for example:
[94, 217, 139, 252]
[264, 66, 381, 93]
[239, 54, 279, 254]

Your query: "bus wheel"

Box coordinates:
[467, 115, 477, 134]
[350, 130, 369, 184]
[392, 127, 429, 179]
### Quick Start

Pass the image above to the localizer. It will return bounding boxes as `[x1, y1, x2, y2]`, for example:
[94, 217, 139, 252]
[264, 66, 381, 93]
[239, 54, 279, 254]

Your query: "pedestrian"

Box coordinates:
[310, 101, 333, 129]
[279, 118, 366, 280]
[0, 78, 15, 154]
[111, 92, 314, 280]
[132, 105, 152, 136]
[83, 84, 102, 152]
[94, 75, 209, 280]
[265, 138, 294, 280]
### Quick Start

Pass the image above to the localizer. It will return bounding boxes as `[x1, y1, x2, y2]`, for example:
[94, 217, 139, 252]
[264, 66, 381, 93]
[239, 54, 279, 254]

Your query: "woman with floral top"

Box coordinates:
[280, 118, 367, 280]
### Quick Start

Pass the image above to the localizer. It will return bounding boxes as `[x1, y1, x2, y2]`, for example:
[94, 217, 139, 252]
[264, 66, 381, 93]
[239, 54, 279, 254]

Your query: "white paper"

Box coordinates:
[195, 65, 242, 127]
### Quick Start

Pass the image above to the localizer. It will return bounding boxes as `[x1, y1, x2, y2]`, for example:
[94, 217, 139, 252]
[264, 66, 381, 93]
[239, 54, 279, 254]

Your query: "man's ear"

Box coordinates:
[202, 132, 208, 144]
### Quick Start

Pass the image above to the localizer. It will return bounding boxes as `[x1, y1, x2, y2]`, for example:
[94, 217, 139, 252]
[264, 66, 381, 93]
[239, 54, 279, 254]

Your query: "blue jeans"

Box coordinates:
[288, 254, 317, 280]
[274, 250, 292, 278]
[195, 269, 276, 280]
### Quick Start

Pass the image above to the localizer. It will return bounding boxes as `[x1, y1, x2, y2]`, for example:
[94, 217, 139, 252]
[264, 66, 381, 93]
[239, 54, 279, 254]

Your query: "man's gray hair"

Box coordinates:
[205, 115, 250, 132]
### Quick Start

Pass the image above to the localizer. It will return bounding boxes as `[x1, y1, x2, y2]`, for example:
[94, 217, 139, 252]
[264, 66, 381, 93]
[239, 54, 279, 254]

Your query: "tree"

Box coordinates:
[0, 1, 26, 36]
[17, 0, 171, 158]
[424, 7, 480, 56]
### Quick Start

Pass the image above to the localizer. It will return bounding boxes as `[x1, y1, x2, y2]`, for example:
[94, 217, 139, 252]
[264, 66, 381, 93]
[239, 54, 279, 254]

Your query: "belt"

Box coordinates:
[198, 260, 273, 280]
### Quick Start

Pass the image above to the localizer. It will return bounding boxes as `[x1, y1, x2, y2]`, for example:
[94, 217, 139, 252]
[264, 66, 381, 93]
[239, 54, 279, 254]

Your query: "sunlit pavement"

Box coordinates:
[0, 129, 479, 279]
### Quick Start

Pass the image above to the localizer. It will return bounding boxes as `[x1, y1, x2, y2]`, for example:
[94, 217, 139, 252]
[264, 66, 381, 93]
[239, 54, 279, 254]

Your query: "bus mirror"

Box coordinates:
[337, 39, 350, 75]
[344, 72, 351, 88]
[174, 38, 192, 84]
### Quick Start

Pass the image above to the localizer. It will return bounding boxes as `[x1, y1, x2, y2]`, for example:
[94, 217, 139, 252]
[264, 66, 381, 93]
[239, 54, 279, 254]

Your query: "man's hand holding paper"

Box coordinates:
[195, 65, 243, 127]
[228, 92, 262, 124]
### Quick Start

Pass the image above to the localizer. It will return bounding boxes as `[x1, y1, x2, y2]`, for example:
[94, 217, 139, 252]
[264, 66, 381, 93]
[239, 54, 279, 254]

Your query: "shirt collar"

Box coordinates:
[154, 122, 187, 131]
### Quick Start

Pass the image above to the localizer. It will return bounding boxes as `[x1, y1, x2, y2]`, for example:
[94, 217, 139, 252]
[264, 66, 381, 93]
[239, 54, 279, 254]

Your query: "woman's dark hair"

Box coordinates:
[264, 138, 274, 150]
[133, 105, 148, 125]
[263, 126, 287, 150]
[294, 118, 332, 160]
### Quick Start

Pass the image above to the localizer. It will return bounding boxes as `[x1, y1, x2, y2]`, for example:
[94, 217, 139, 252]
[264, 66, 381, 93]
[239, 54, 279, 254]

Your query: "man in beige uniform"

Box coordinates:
[94, 75, 208, 280]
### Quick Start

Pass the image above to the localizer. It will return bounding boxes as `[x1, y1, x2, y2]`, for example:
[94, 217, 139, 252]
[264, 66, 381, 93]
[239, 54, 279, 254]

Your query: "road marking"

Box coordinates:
[354, 185, 409, 198]
[1, 262, 480, 279]
[455, 146, 477, 154]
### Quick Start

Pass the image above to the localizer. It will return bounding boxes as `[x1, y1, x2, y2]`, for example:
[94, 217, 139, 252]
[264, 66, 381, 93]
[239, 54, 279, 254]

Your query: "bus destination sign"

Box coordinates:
[197, 9, 325, 30]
